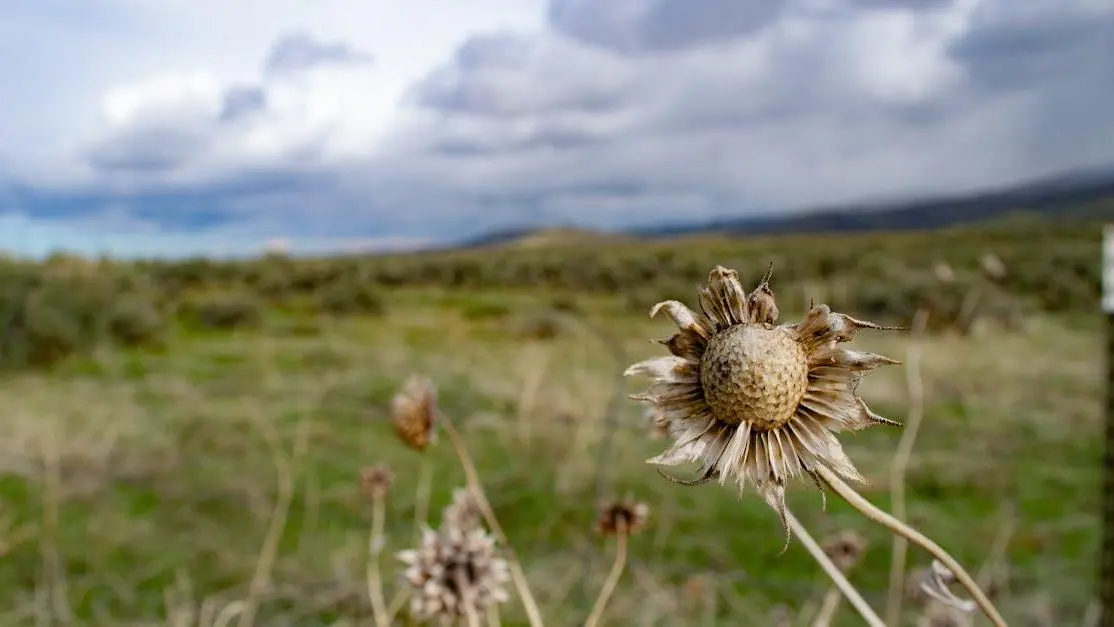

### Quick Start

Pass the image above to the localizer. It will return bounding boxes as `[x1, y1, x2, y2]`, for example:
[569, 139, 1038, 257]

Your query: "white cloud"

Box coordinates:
[1, 0, 1113, 255]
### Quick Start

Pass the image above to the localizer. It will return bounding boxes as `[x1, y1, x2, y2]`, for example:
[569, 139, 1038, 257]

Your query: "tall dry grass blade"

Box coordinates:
[440, 415, 545, 627]
[583, 522, 629, 627]
[815, 465, 1007, 627]
[975, 504, 1016, 595]
[784, 509, 885, 627]
[235, 402, 313, 627]
[885, 308, 930, 626]
[367, 494, 390, 627]
[36, 413, 72, 626]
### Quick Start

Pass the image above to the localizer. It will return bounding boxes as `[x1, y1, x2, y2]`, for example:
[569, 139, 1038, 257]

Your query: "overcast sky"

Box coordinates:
[1, 0, 1112, 257]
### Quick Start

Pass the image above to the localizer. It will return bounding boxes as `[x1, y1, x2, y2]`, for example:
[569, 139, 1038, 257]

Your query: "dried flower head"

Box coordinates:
[442, 487, 483, 532]
[397, 525, 511, 623]
[360, 463, 394, 501]
[625, 264, 901, 543]
[821, 530, 868, 573]
[392, 374, 438, 451]
[595, 499, 650, 536]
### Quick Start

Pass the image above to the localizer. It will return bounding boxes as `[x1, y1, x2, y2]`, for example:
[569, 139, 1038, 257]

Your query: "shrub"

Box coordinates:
[182, 292, 263, 330]
[0, 266, 143, 368]
[316, 281, 387, 316]
[106, 296, 167, 346]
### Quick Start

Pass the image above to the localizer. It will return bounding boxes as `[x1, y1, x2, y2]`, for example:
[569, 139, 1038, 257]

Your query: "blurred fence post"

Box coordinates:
[1102, 225, 1114, 627]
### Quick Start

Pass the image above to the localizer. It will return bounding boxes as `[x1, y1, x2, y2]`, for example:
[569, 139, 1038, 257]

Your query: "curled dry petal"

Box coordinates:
[698, 265, 750, 329]
[650, 300, 711, 339]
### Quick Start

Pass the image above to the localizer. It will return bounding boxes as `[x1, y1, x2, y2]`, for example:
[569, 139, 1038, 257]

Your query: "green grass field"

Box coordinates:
[0, 265, 1102, 626]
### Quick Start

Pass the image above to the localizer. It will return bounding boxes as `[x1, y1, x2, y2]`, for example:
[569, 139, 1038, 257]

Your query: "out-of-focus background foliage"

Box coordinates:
[0, 190, 1107, 625]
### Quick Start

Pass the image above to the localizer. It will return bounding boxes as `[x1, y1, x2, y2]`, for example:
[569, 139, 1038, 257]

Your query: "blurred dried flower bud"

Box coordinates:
[442, 487, 483, 532]
[360, 463, 394, 501]
[746, 263, 779, 324]
[392, 374, 438, 451]
[980, 252, 1007, 281]
[596, 499, 650, 536]
[821, 529, 868, 573]
[681, 575, 707, 606]
[397, 525, 510, 622]
[933, 261, 956, 283]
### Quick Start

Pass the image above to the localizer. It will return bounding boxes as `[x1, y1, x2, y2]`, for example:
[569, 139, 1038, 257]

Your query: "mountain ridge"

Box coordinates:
[454, 168, 1114, 250]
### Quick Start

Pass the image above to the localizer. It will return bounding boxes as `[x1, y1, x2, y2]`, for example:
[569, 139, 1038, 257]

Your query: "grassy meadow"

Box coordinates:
[0, 215, 1105, 626]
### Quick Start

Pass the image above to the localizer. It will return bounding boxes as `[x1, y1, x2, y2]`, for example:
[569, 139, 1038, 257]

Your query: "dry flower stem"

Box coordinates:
[367, 494, 390, 627]
[811, 586, 844, 627]
[440, 415, 545, 627]
[386, 588, 409, 622]
[458, 572, 481, 627]
[583, 521, 630, 627]
[815, 466, 1007, 627]
[784, 509, 885, 627]
[885, 308, 930, 626]
[413, 456, 435, 543]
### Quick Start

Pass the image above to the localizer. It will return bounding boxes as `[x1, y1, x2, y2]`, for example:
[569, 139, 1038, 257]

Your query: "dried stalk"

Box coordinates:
[785, 509, 885, 627]
[440, 415, 545, 627]
[584, 522, 629, 627]
[367, 494, 390, 627]
[816, 466, 1007, 627]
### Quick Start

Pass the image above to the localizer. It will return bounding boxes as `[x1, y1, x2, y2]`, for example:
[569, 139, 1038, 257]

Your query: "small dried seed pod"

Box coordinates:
[360, 463, 394, 501]
[391, 374, 438, 451]
[821, 529, 868, 573]
[442, 487, 483, 532]
[596, 499, 650, 536]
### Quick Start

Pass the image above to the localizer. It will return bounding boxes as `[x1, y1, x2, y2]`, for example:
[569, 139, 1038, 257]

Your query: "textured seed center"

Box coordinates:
[700, 323, 809, 430]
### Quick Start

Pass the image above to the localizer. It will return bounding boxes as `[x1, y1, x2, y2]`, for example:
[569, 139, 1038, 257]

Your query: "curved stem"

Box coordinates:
[584, 526, 629, 627]
[440, 415, 545, 627]
[811, 586, 843, 627]
[367, 495, 390, 627]
[815, 465, 1007, 627]
[784, 509, 885, 627]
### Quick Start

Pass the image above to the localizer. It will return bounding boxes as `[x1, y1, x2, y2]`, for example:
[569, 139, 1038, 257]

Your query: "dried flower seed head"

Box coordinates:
[392, 374, 438, 452]
[360, 463, 394, 501]
[625, 264, 901, 545]
[397, 525, 511, 623]
[442, 487, 483, 532]
[821, 530, 868, 573]
[595, 499, 650, 536]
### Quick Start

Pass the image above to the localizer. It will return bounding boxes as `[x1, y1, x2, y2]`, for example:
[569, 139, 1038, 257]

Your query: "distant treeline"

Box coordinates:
[0, 215, 1101, 371]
